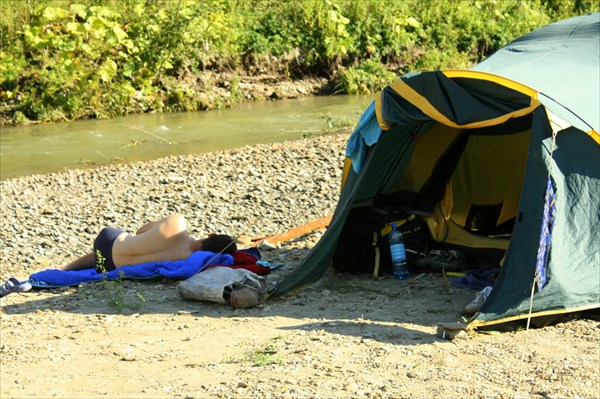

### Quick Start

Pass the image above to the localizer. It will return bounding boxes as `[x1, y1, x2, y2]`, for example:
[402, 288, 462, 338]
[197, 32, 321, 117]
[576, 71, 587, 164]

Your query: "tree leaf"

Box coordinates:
[112, 25, 128, 42]
[70, 4, 88, 19]
[98, 59, 117, 82]
[42, 7, 69, 21]
[405, 17, 421, 29]
[66, 22, 84, 35]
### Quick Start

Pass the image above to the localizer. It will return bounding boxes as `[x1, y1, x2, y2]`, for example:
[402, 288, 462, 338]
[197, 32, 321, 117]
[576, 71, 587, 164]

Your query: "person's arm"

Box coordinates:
[59, 252, 96, 270]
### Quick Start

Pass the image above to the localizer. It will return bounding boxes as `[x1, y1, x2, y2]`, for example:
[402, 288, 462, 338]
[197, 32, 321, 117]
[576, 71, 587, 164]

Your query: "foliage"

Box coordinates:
[224, 338, 284, 366]
[102, 277, 146, 313]
[0, 0, 597, 126]
[94, 267, 145, 313]
[336, 58, 398, 94]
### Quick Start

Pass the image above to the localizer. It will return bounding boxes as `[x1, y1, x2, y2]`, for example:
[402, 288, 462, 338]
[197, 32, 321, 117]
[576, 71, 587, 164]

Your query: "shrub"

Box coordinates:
[0, 0, 596, 126]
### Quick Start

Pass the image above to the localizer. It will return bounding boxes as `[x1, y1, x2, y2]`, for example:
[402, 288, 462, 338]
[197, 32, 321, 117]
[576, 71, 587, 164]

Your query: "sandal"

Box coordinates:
[416, 249, 468, 272]
[0, 278, 32, 298]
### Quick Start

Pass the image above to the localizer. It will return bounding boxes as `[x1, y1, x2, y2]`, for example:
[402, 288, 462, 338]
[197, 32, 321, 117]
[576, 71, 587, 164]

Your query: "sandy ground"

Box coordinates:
[1, 135, 598, 399]
[1, 267, 598, 399]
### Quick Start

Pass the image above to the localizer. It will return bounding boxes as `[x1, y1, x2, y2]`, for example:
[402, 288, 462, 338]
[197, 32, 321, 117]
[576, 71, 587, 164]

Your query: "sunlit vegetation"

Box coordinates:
[0, 0, 596, 126]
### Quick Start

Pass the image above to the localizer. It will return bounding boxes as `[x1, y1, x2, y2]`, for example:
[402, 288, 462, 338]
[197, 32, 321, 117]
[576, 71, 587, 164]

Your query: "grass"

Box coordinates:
[248, 344, 283, 366]
[223, 337, 285, 366]
[96, 270, 146, 313]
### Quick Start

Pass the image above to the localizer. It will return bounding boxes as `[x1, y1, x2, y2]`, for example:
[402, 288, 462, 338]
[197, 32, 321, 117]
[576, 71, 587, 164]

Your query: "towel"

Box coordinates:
[29, 251, 234, 287]
[345, 101, 383, 173]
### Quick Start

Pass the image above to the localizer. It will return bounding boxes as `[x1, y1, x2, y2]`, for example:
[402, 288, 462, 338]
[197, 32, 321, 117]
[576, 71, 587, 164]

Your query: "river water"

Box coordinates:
[0, 95, 371, 180]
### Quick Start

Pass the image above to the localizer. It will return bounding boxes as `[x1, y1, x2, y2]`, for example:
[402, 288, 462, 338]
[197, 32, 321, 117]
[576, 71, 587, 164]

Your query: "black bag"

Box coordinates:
[332, 206, 429, 277]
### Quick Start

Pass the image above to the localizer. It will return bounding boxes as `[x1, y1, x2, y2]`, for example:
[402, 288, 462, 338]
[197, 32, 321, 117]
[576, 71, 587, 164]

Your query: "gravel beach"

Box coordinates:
[1, 134, 598, 399]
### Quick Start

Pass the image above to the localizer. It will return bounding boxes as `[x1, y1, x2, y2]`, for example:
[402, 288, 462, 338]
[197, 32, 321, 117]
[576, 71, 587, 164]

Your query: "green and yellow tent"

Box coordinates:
[271, 13, 600, 327]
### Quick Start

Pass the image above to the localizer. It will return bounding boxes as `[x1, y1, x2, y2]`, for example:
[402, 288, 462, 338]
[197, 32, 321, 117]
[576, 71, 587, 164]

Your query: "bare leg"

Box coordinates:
[59, 252, 95, 271]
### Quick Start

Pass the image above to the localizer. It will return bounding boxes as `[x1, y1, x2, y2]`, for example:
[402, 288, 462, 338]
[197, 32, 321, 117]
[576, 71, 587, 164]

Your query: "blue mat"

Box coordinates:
[28, 250, 234, 288]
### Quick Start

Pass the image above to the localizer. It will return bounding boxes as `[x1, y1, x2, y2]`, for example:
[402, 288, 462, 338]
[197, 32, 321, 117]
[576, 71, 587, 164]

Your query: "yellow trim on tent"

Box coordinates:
[385, 78, 540, 131]
[341, 157, 352, 188]
[376, 70, 542, 132]
[445, 71, 600, 145]
[587, 129, 600, 144]
[442, 70, 539, 99]
[468, 303, 600, 328]
[374, 91, 387, 131]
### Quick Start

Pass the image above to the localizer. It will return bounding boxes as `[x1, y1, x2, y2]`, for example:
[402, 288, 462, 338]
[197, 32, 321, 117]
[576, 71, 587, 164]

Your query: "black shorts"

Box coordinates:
[94, 227, 124, 272]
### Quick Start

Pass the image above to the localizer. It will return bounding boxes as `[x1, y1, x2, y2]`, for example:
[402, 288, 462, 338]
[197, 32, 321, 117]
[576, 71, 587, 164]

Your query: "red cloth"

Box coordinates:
[207, 251, 271, 275]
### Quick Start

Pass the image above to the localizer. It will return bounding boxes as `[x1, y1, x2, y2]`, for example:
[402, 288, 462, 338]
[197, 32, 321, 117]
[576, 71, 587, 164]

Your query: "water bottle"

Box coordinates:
[389, 223, 409, 280]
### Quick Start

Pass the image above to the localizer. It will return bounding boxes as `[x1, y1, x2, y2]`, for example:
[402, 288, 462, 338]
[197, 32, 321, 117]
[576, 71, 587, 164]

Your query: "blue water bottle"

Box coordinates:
[389, 223, 409, 280]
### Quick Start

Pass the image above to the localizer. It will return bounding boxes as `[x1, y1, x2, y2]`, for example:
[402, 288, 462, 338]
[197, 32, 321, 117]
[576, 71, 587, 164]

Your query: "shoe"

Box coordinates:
[416, 249, 467, 272]
[229, 287, 260, 308]
[0, 278, 32, 298]
[463, 286, 493, 314]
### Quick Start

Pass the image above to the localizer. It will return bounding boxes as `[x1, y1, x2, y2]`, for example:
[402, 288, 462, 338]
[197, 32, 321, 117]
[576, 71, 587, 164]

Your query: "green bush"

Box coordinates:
[0, 0, 597, 126]
[336, 58, 398, 94]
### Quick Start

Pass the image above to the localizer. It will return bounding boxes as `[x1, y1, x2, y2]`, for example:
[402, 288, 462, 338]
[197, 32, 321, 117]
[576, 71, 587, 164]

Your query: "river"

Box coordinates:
[0, 95, 371, 180]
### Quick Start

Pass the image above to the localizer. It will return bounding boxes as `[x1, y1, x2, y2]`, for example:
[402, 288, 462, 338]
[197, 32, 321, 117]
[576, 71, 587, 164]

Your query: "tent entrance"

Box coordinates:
[392, 117, 533, 253]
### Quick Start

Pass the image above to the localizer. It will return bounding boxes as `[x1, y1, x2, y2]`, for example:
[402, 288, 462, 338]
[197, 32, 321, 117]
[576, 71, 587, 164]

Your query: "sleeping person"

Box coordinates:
[60, 213, 236, 272]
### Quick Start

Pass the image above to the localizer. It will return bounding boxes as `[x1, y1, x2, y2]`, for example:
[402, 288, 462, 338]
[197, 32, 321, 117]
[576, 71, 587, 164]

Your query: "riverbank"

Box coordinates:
[1, 134, 598, 398]
[6, 1, 594, 126]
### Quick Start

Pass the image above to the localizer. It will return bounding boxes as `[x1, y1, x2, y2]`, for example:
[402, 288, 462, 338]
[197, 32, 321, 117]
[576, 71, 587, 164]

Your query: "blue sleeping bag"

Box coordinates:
[29, 251, 234, 287]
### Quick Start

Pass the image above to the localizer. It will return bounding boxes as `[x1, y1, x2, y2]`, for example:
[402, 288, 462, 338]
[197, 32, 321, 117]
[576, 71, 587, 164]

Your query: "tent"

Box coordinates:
[270, 13, 600, 327]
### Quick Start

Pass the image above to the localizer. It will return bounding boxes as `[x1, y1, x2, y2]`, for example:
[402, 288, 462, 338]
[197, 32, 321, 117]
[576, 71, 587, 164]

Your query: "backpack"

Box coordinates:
[332, 205, 429, 278]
